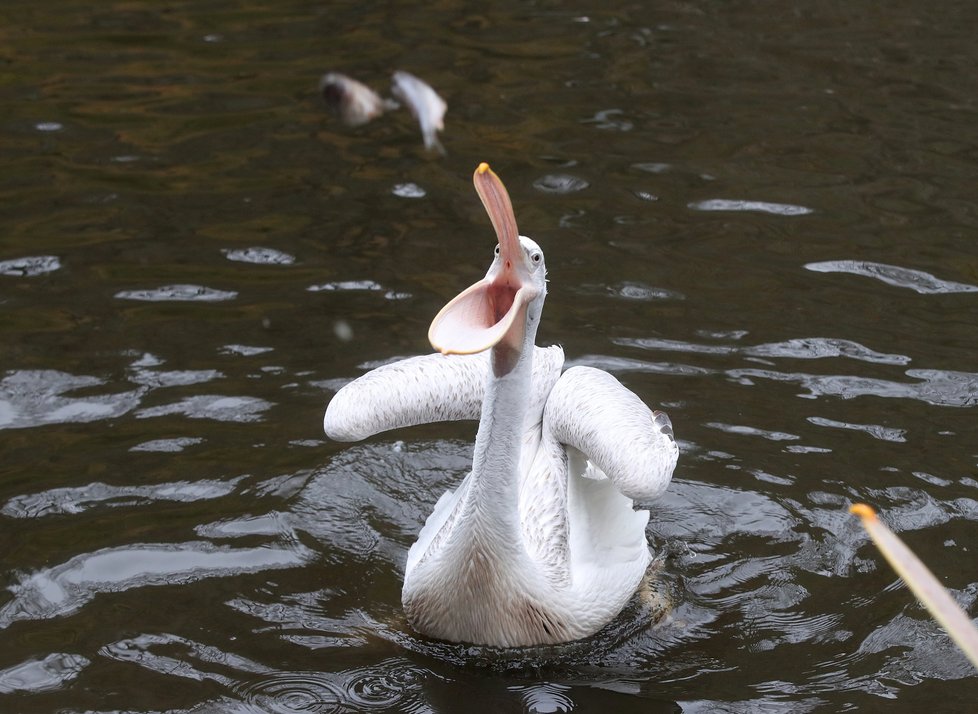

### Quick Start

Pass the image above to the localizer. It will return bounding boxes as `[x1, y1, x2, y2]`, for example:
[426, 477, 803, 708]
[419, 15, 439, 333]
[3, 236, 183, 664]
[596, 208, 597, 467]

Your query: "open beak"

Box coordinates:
[428, 163, 534, 355]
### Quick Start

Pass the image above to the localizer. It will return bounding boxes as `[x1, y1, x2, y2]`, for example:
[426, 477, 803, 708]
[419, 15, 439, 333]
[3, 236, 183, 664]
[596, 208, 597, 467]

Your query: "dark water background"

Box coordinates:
[2, 1, 978, 711]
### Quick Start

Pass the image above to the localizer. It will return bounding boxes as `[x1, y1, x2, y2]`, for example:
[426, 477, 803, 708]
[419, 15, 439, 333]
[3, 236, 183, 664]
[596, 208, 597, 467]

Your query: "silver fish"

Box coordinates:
[391, 70, 447, 154]
[320, 72, 397, 127]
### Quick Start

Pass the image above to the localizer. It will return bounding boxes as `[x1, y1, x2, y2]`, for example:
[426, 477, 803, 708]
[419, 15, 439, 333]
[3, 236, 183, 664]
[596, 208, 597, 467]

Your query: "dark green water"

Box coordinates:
[2, 1, 978, 711]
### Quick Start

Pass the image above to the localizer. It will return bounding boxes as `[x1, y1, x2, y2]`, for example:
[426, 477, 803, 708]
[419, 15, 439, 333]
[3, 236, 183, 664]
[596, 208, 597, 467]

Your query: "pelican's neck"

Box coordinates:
[462, 342, 534, 542]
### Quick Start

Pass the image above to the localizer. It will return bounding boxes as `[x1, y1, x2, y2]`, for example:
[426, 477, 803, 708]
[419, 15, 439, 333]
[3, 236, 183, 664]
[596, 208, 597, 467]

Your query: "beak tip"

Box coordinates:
[476, 162, 490, 175]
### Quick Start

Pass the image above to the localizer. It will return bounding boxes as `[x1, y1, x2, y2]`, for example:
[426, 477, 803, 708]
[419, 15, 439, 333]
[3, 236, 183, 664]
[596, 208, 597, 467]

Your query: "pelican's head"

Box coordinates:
[428, 163, 547, 371]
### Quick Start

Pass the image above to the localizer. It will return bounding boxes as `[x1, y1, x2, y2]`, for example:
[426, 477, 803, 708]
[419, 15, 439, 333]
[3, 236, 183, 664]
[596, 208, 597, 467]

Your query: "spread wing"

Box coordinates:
[324, 346, 565, 442]
[323, 353, 487, 441]
[543, 366, 678, 502]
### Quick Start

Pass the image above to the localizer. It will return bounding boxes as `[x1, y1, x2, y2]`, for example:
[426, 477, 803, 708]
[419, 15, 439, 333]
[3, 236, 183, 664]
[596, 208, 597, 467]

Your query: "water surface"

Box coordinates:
[2, 0, 978, 711]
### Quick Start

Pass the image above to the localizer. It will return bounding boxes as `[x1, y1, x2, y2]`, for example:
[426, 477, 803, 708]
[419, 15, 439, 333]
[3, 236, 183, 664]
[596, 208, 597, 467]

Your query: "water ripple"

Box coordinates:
[307, 280, 411, 300]
[533, 174, 590, 194]
[688, 198, 814, 216]
[566, 354, 712, 376]
[136, 394, 273, 422]
[223, 247, 297, 265]
[807, 416, 907, 442]
[391, 182, 426, 198]
[575, 282, 684, 301]
[114, 284, 239, 301]
[130, 436, 205, 452]
[632, 161, 671, 174]
[2, 476, 243, 518]
[705, 422, 800, 441]
[728, 367, 978, 407]
[0, 370, 144, 430]
[581, 108, 633, 131]
[238, 673, 354, 713]
[102, 633, 270, 686]
[0, 653, 89, 694]
[857, 608, 977, 683]
[233, 658, 434, 714]
[293, 441, 473, 561]
[221, 344, 274, 356]
[0, 255, 61, 276]
[129, 366, 223, 388]
[0, 541, 311, 628]
[618, 336, 909, 365]
[805, 260, 978, 294]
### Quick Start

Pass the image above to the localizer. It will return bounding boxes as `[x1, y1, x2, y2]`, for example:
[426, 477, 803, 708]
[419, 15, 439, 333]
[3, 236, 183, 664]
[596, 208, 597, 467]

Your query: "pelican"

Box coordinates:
[323, 163, 678, 647]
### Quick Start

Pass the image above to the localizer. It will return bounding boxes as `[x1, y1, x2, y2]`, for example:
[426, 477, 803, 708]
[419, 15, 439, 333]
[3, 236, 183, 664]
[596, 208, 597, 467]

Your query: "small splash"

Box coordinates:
[130, 352, 164, 368]
[115, 284, 238, 302]
[804, 260, 978, 294]
[223, 247, 296, 265]
[688, 198, 814, 216]
[633, 190, 658, 202]
[392, 183, 426, 198]
[0, 255, 61, 277]
[533, 174, 589, 194]
[334, 320, 354, 341]
[34, 122, 63, 132]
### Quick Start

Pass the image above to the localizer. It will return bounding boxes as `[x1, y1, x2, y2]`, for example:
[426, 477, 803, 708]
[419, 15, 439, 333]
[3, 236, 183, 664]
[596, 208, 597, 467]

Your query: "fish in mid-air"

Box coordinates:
[319, 70, 447, 153]
[390, 70, 447, 154]
[319, 72, 397, 127]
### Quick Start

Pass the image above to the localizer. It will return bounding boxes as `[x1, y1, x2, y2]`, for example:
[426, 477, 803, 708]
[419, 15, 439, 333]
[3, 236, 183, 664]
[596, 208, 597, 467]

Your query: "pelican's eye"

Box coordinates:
[530, 251, 543, 264]
[494, 244, 501, 257]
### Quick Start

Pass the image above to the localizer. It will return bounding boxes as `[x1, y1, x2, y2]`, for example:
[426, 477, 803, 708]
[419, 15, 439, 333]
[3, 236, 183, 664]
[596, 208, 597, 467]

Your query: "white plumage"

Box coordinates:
[324, 164, 678, 647]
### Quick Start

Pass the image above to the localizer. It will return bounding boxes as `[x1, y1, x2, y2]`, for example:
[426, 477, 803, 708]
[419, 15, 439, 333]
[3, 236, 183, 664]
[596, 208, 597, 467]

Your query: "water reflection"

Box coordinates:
[2, 476, 242, 518]
[0, 370, 143, 429]
[114, 285, 239, 301]
[223, 247, 297, 265]
[0, 255, 61, 276]
[806, 260, 978, 294]
[0, 653, 89, 694]
[135, 394, 274, 421]
[0, 540, 311, 629]
[688, 199, 814, 216]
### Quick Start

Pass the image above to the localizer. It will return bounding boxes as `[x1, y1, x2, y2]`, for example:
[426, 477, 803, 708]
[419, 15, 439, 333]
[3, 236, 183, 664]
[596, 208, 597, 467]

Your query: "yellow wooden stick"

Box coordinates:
[850, 503, 978, 670]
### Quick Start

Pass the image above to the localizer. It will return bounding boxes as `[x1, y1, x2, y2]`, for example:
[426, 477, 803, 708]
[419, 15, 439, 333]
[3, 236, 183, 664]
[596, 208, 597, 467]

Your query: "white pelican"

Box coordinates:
[323, 163, 678, 647]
